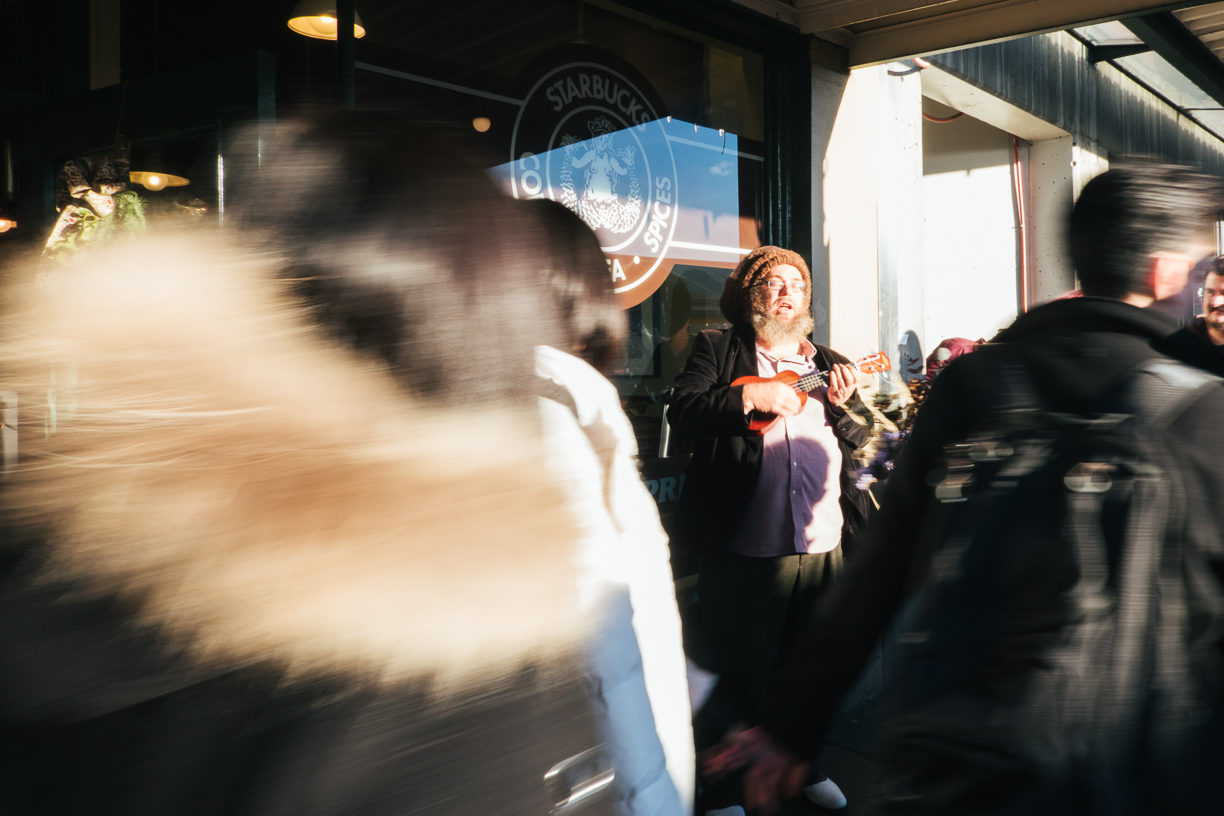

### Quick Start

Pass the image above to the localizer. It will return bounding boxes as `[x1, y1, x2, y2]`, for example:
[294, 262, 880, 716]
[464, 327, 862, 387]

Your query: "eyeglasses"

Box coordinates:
[759, 279, 807, 294]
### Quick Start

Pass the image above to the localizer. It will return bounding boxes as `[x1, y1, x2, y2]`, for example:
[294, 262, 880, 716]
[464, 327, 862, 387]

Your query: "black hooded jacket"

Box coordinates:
[667, 324, 874, 557]
[759, 297, 1224, 811]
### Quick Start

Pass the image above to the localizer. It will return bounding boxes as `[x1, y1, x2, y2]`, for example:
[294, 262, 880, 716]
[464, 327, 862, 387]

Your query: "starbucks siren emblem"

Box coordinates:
[511, 60, 679, 306]
[560, 116, 643, 234]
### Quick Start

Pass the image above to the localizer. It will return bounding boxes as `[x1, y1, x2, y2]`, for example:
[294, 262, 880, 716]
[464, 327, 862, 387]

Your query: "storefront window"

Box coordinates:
[356, 0, 766, 464]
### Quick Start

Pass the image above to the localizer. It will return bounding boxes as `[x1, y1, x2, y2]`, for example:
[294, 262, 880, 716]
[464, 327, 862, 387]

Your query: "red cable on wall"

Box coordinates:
[1013, 134, 1030, 312]
[922, 111, 964, 123]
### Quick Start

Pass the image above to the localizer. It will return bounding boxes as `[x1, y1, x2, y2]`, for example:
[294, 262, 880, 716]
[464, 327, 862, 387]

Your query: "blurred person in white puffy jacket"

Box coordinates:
[530, 199, 695, 816]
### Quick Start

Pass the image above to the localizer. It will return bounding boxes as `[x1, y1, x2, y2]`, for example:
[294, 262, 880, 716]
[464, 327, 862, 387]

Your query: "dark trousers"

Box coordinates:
[693, 548, 842, 755]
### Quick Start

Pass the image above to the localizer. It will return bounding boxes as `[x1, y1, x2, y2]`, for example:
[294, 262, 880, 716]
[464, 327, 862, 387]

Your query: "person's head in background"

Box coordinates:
[233, 108, 557, 409]
[525, 199, 627, 376]
[1069, 163, 1221, 307]
[1200, 256, 1224, 346]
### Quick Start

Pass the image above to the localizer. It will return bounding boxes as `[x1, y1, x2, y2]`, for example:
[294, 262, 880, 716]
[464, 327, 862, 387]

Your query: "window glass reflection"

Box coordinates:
[350, 0, 765, 463]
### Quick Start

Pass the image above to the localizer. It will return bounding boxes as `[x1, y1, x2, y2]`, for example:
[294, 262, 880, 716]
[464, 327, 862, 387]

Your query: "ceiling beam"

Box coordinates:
[1124, 11, 1224, 107]
[727, 0, 801, 27]
[1088, 42, 1153, 59]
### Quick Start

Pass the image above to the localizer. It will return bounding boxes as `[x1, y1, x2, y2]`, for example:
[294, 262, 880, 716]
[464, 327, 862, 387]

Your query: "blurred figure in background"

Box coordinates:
[922, 337, 981, 385]
[530, 199, 694, 816]
[706, 163, 1224, 815]
[0, 111, 614, 815]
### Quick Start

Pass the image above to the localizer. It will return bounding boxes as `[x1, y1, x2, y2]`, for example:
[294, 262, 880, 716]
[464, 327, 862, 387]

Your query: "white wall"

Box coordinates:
[921, 98, 1020, 348]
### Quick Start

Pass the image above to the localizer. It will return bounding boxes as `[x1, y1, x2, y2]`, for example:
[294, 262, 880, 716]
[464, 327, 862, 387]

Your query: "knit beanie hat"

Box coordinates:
[719, 246, 812, 326]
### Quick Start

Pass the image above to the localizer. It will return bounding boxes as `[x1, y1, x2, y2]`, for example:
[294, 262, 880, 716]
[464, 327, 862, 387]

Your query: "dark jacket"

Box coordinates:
[667, 324, 873, 557]
[1174, 315, 1224, 354]
[759, 297, 1224, 813]
[0, 576, 602, 816]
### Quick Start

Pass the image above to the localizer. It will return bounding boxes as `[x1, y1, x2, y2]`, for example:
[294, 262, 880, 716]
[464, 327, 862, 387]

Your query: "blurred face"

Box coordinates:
[1204, 270, 1224, 332]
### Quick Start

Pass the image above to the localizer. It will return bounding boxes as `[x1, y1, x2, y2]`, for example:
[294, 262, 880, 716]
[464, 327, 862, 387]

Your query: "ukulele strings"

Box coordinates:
[789, 371, 828, 393]
[786, 358, 881, 394]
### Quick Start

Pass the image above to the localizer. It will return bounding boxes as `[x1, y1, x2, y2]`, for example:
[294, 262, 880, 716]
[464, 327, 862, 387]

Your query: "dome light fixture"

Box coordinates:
[472, 117, 491, 133]
[0, 218, 16, 234]
[288, 0, 366, 40]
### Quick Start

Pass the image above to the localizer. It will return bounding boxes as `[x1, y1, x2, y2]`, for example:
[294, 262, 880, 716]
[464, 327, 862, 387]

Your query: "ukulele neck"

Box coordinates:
[790, 370, 829, 393]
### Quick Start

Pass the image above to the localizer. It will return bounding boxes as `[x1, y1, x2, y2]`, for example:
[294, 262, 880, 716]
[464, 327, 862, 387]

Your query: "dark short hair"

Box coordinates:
[1069, 163, 1223, 299]
[1210, 255, 1224, 279]
[231, 109, 555, 407]
[526, 199, 626, 375]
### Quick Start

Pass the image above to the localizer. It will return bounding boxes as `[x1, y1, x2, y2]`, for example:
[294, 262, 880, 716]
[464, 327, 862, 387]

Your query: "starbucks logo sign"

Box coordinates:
[511, 61, 679, 306]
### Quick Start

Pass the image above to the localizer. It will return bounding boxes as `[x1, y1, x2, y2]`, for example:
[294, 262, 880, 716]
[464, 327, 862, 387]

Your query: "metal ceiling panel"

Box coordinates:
[847, 0, 1206, 65]
[791, 0, 1220, 66]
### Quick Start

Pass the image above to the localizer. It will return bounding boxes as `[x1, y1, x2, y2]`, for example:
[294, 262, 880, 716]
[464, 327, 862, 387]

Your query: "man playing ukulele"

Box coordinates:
[669, 247, 873, 814]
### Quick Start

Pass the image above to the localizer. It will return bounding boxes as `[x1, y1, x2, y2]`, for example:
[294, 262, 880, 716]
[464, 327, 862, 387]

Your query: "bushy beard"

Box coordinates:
[750, 289, 814, 347]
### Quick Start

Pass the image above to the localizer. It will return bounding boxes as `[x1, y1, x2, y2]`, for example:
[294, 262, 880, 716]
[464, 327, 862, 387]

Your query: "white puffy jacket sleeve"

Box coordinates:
[536, 346, 695, 816]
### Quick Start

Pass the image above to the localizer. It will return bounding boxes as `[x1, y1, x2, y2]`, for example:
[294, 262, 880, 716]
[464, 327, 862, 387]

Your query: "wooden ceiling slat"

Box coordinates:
[1182, 16, 1224, 36]
[1172, 1, 1224, 24]
[1179, 13, 1224, 30]
[798, 0, 958, 31]
[838, 0, 1018, 34]
[1177, 13, 1224, 30]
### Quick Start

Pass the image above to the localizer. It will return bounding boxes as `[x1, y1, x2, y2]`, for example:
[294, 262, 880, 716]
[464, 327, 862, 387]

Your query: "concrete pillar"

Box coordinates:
[1028, 135, 1108, 304]
[826, 65, 879, 363]
[810, 60, 850, 349]
[812, 64, 923, 365]
[875, 66, 924, 391]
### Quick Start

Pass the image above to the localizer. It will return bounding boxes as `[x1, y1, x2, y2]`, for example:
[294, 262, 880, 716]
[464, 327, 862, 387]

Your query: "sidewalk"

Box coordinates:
[688, 651, 893, 815]
[764, 640, 891, 816]
[786, 696, 888, 815]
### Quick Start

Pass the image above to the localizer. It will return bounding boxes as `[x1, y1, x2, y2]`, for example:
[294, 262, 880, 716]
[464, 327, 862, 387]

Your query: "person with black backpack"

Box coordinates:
[703, 163, 1224, 815]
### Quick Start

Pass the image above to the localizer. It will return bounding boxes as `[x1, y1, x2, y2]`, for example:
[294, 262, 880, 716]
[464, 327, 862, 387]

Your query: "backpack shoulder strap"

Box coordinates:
[974, 346, 1052, 430]
[1114, 360, 1223, 430]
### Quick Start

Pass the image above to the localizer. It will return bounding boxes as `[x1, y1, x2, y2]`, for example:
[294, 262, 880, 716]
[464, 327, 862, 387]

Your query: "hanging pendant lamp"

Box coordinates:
[130, 154, 189, 192]
[288, 0, 366, 40]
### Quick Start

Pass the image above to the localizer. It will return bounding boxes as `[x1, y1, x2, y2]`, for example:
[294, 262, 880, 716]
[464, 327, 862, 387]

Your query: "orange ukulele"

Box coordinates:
[732, 352, 892, 435]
